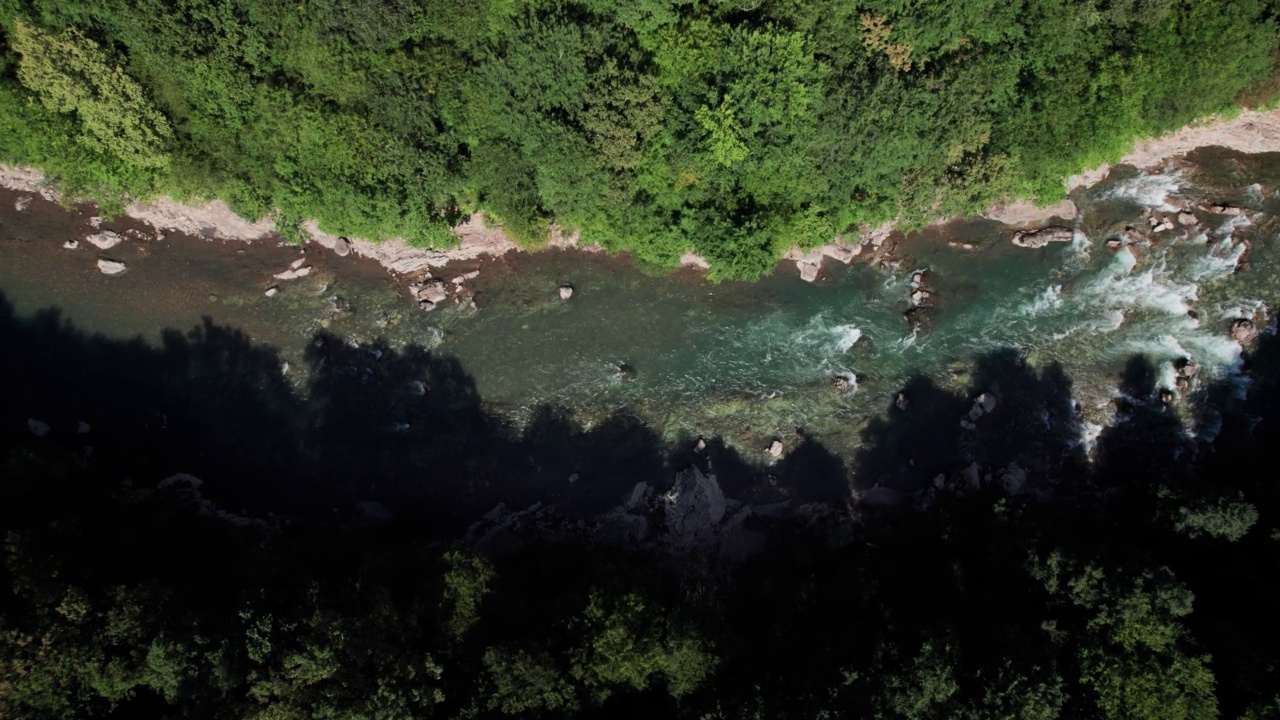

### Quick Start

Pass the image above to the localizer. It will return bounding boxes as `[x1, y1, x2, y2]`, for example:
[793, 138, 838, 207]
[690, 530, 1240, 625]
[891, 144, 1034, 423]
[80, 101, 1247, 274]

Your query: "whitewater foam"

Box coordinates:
[1098, 173, 1182, 210]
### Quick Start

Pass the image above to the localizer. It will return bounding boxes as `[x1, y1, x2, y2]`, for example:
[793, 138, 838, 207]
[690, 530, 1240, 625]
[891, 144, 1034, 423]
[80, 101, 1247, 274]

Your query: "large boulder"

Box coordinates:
[1011, 226, 1075, 248]
[663, 466, 727, 547]
[273, 265, 312, 280]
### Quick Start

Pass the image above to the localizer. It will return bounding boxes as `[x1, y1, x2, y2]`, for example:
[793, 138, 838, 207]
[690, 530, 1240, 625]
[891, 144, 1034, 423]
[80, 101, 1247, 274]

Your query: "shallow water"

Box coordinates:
[4, 150, 1280, 464]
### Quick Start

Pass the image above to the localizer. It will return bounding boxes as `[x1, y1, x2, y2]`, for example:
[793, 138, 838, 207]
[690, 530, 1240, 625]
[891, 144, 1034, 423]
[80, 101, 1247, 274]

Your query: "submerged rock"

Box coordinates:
[27, 419, 51, 438]
[1011, 226, 1074, 248]
[97, 259, 127, 275]
[613, 362, 637, 381]
[85, 231, 123, 249]
[410, 279, 449, 309]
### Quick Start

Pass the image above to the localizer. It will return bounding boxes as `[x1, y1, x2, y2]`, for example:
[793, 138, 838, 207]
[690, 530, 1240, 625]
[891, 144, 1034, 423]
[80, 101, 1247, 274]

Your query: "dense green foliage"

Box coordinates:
[2, 0, 1278, 276]
[0, 438, 1250, 720]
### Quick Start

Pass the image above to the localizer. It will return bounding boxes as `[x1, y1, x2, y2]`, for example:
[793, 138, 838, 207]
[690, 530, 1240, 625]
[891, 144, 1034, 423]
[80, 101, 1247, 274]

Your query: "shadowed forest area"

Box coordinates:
[2, 0, 1279, 277]
[3, 292, 1280, 719]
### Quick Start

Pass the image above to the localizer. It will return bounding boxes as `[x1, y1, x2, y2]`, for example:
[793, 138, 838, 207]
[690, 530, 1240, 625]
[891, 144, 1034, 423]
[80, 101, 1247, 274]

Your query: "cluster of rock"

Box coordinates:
[1231, 318, 1260, 345]
[784, 223, 896, 283]
[903, 269, 937, 333]
[273, 257, 313, 281]
[409, 269, 481, 311]
[59, 221, 164, 275]
[1173, 357, 1199, 394]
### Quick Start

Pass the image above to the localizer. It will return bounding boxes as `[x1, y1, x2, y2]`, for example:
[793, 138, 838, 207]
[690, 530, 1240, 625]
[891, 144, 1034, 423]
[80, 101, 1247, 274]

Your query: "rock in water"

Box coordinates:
[333, 237, 352, 257]
[97, 259, 127, 275]
[85, 231, 123, 249]
[14, 196, 31, 211]
[63, 239, 79, 250]
[559, 284, 574, 300]
[797, 261, 820, 283]
[1231, 318, 1259, 344]
[410, 279, 449, 306]
[273, 266, 312, 280]
[27, 419, 51, 437]
[663, 466, 727, 547]
[1011, 226, 1074, 248]
[768, 440, 784, 458]
[264, 286, 279, 297]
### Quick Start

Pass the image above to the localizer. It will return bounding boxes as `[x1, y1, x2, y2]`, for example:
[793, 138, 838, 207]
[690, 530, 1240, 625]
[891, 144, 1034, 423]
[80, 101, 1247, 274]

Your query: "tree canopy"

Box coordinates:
[1, 0, 1276, 277]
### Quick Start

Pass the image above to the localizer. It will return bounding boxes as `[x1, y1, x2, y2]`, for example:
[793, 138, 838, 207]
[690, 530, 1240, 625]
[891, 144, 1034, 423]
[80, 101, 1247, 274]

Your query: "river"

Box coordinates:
[4, 147, 1280, 520]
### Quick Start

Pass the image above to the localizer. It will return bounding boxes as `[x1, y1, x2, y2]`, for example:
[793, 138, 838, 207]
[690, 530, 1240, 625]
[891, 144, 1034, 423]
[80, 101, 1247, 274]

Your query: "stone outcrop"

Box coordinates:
[1011, 226, 1075, 248]
[85, 230, 123, 249]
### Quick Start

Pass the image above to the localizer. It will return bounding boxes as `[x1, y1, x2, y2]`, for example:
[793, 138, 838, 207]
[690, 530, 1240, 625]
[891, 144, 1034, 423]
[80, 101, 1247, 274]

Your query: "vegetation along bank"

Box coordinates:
[3, 0, 1280, 278]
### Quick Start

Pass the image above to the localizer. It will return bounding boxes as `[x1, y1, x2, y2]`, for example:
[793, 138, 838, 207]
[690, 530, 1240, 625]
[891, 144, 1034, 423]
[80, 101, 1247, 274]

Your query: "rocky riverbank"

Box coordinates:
[8, 107, 1280, 285]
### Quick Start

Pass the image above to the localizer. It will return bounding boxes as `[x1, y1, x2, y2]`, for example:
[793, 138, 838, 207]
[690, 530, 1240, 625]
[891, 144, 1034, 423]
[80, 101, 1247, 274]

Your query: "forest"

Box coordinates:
[2, 0, 1279, 277]
[2, 291, 1280, 720]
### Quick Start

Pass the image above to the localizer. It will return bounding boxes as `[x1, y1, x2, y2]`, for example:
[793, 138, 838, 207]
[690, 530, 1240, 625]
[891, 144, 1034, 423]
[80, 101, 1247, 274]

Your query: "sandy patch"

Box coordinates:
[984, 198, 1079, 227]
[126, 197, 276, 241]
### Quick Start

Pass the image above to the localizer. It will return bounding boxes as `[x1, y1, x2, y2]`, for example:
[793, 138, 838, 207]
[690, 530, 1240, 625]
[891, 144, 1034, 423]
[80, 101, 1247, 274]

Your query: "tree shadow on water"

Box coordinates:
[0, 292, 675, 536]
[852, 375, 968, 502]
